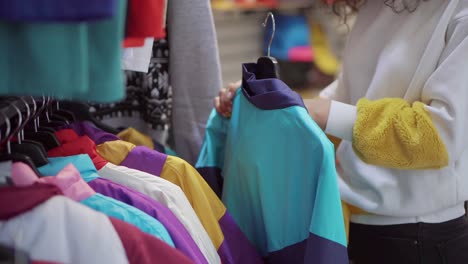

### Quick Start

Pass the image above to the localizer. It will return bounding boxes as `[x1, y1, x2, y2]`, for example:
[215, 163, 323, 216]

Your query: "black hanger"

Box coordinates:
[18, 97, 60, 151]
[23, 132, 59, 151]
[51, 100, 76, 123]
[59, 100, 120, 134]
[36, 126, 56, 134]
[44, 98, 68, 125]
[0, 243, 30, 264]
[46, 113, 68, 123]
[0, 152, 44, 176]
[30, 96, 57, 131]
[54, 109, 76, 122]
[0, 108, 44, 177]
[40, 97, 67, 128]
[256, 12, 280, 80]
[0, 113, 13, 186]
[10, 142, 49, 167]
[1, 101, 49, 167]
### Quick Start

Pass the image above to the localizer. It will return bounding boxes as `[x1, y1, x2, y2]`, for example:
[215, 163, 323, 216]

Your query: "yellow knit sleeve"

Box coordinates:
[353, 98, 449, 169]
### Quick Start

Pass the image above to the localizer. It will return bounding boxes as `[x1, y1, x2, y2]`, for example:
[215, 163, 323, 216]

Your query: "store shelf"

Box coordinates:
[213, 12, 264, 85]
[212, 1, 313, 12]
[275, 2, 314, 10]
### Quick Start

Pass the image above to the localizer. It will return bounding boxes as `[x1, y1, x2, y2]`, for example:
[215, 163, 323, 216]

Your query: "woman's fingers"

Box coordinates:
[220, 90, 233, 112]
[214, 80, 241, 117]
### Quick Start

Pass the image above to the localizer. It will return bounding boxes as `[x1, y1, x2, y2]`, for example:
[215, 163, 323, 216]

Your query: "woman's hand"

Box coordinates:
[304, 98, 332, 131]
[213, 81, 331, 128]
[214, 80, 241, 117]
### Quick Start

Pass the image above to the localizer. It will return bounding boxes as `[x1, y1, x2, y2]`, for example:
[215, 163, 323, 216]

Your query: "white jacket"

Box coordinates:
[0, 196, 128, 264]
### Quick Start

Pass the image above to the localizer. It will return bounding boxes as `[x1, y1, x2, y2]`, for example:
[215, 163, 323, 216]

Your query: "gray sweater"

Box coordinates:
[167, 0, 222, 164]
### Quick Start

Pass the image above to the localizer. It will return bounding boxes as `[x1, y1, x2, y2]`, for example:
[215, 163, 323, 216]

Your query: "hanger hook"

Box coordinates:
[17, 97, 30, 124]
[30, 96, 38, 132]
[41, 95, 46, 113]
[17, 97, 30, 141]
[30, 96, 36, 113]
[262, 12, 276, 57]
[29, 96, 37, 119]
[45, 96, 51, 122]
[3, 101, 22, 146]
[0, 109, 11, 151]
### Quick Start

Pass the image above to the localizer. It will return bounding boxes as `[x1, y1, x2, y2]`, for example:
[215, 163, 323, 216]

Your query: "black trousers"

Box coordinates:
[349, 216, 468, 264]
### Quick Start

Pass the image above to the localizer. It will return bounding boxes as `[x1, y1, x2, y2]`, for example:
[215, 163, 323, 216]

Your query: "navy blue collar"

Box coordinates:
[241, 63, 305, 110]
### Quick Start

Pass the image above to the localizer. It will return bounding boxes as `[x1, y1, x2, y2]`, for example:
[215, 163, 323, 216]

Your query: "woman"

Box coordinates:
[215, 0, 468, 263]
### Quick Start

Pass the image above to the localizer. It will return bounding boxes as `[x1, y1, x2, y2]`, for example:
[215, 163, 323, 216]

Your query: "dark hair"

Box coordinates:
[332, 0, 427, 15]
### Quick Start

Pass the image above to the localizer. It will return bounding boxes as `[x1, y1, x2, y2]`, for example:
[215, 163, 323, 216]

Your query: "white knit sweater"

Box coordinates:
[321, 0, 468, 224]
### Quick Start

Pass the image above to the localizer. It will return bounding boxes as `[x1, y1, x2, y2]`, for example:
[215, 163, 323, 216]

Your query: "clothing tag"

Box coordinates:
[122, 49, 134, 60]
[0, 161, 12, 185]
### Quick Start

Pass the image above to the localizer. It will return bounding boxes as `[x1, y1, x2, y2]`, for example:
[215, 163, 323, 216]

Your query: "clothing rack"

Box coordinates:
[0, 97, 60, 137]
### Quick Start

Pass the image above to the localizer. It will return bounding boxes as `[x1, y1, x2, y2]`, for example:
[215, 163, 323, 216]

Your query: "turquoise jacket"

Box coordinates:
[196, 63, 348, 264]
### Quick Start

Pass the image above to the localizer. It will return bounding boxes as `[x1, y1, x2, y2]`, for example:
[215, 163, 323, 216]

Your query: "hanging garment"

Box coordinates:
[0, 184, 194, 264]
[0, 183, 62, 219]
[96, 142, 263, 264]
[111, 197, 208, 264]
[47, 135, 109, 169]
[44, 133, 211, 264]
[42, 130, 197, 256]
[29, 163, 175, 246]
[128, 152, 262, 264]
[97, 163, 220, 264]
[81, 0, 126, 102]
[167, 0, 222, 164]
[117, 127, 175, 155]
[118, 127, 154, 150]
[125, 0, 166, 39]
[0, 0, 126, 102]
[62, 124, 120, 145]
[41, 152, 207, 264]
[195, 63, 348, 264]
[124, 37, 146, 48]
[109, 217, 194, 264]
[61, 123, 261, 264]
[89, 38, 172, 143]
[0, 0, 116, 22]
[68, 122, 169, 155]
[0, 186, 129, 264]
[97, 140, 136, 165]
[128, 39, 172, 131]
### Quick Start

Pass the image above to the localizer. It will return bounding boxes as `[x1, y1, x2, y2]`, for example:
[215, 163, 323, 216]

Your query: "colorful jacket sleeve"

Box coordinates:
[195, 109, 230, 198]
[165, 156, 264, 264]
[303, 129, 349, 263]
